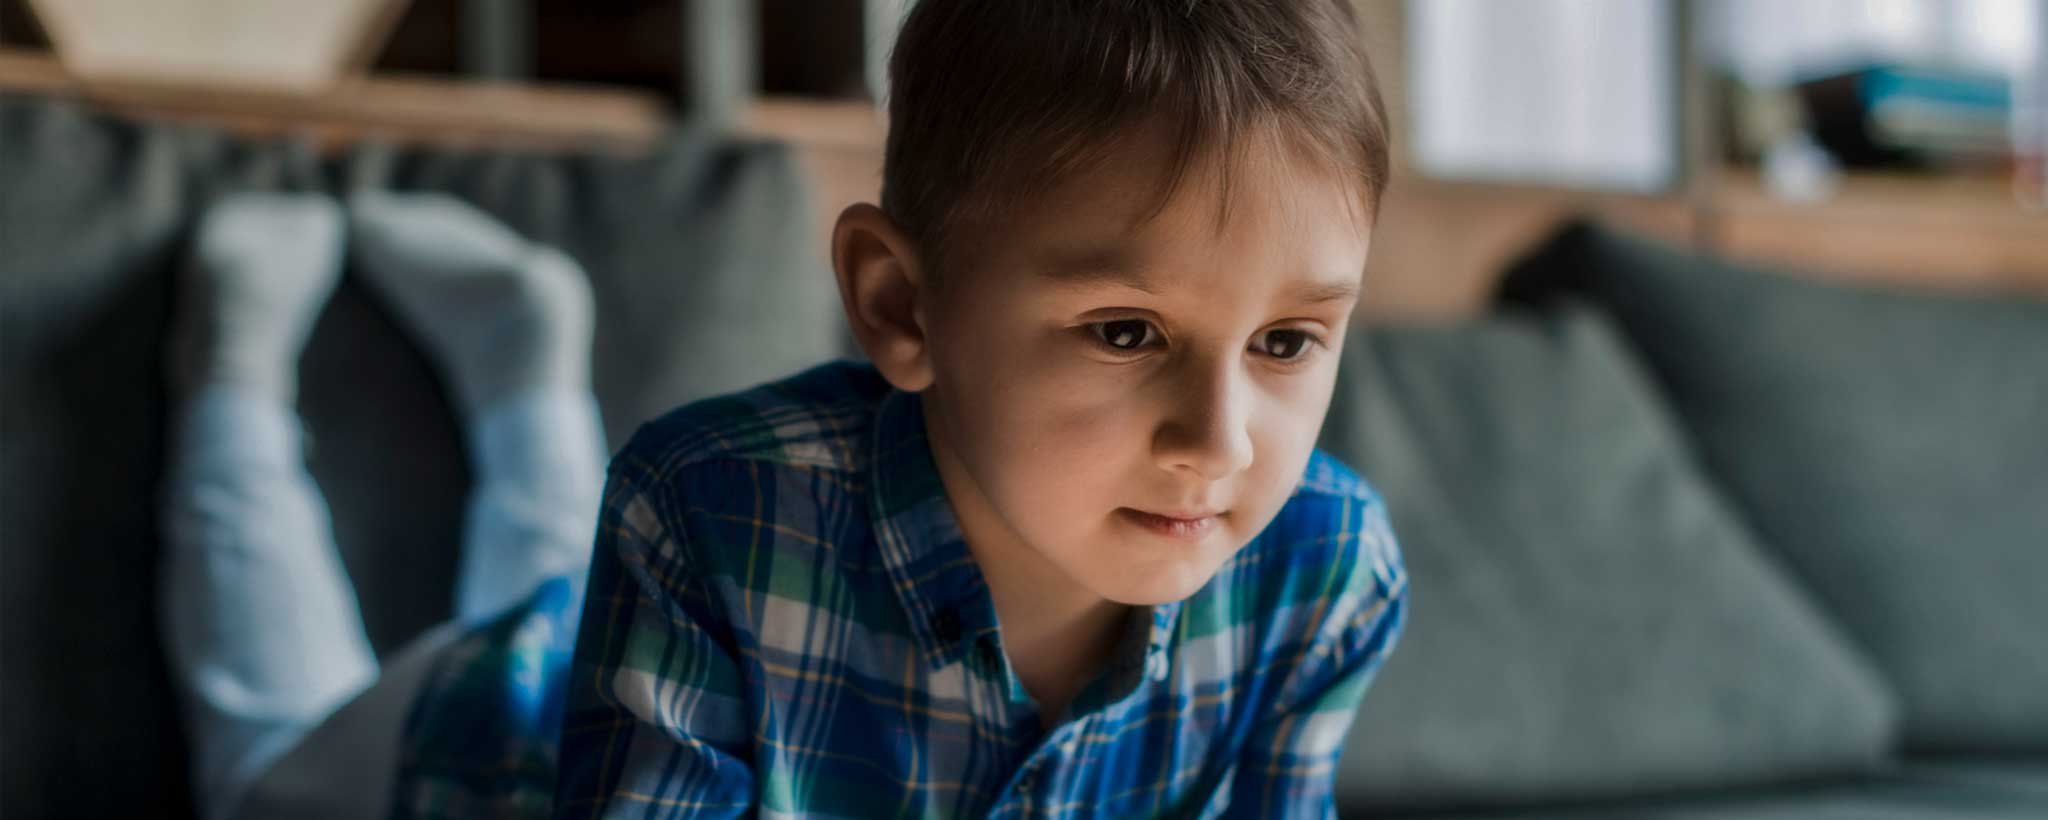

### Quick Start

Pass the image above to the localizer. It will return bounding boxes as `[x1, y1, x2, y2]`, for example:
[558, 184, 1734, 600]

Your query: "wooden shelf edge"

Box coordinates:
[0, 47, 672, 153]
[739, 97, 886, 152]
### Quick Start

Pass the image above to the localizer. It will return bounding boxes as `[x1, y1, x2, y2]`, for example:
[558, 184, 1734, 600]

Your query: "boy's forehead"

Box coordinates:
[1032, 120, 1362, 232]
[975, 133, 1371, 296]
[1021, 237, 1364, 306]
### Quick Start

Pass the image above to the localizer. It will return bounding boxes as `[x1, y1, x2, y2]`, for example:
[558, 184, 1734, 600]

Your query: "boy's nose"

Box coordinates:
[1151, 358, 1255, 481]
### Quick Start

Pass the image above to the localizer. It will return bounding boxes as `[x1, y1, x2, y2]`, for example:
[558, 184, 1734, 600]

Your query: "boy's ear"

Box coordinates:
[831, 203, 935, 392]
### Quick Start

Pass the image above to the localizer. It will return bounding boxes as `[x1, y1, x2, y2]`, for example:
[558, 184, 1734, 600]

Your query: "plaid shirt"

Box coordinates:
[553, 361, 1407, 819]
[390, 571, 586, 818]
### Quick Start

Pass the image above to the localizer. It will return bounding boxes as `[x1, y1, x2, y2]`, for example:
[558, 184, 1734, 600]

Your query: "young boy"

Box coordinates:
[554, 1, 1408, 816]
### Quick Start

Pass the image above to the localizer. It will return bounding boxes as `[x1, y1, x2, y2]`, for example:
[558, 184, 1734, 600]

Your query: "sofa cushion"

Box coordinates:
[1392, 768, 2048, 820]
[1501, 223, 2048, 753]
[1899, 758, 2048, 800]
[0, 96, 842, 819]
[1323, 303, 1898, 812]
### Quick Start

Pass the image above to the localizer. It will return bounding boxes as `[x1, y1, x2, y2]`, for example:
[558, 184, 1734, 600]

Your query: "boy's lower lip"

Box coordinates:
[1118, 508, 1220, 540]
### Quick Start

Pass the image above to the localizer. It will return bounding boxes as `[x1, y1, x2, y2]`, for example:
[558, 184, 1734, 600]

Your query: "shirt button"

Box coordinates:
[1145, 649, 1170, 681]
[931, 611, 962, 644]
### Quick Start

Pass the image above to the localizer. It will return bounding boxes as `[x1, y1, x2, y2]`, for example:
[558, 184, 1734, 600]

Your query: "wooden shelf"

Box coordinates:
[0, 47, 669, 153]
[1710, 169, 2038, 232]
[738, 96, 883, 151]
[1705, 168, 2048, 293]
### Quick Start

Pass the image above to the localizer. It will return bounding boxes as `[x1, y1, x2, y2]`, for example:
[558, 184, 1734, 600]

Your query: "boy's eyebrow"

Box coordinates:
[1291, 280, 1361, 305]
[1033, 246, 1160, 294]
[1033, 246, 1363, 305]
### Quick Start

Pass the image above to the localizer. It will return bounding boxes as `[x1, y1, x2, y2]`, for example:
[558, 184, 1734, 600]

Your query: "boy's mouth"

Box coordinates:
[1118, 507, 1223, 540]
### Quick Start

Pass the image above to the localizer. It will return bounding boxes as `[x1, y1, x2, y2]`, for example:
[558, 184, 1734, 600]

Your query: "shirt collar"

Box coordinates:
[867, 388, 1183, 686]
[869, 388, 999, 670]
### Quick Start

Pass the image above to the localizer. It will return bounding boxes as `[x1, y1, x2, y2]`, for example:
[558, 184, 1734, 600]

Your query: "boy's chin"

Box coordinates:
[1103, 587, 1205, 608]
[1090, 556, 1233, 607]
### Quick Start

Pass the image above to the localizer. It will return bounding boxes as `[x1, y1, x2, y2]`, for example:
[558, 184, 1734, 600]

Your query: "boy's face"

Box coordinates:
[917, 128, 1371, 607]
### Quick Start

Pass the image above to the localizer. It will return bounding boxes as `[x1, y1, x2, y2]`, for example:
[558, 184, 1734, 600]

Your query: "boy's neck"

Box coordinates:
[974, 532, 1131, 727]
[922, 407, 1132, 727]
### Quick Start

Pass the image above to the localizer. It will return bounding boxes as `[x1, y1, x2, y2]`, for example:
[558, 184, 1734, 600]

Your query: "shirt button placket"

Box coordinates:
[1014, 753, 1046, 814]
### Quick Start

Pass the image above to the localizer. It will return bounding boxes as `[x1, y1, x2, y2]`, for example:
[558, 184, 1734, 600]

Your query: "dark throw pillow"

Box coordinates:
[1501, 222, 2048, 753]
[1324, 303, 1898, 812]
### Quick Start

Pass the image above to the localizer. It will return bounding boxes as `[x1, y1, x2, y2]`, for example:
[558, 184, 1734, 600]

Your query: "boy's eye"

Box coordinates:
[1257, 329, 1316, 360]
[1092, 319, 1158, 351]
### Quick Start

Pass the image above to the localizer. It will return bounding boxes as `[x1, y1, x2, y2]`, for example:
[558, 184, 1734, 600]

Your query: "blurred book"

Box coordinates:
[1797, 65, 2014, 169]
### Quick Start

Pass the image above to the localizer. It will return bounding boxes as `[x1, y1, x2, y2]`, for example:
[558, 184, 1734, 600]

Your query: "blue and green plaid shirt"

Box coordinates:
[552, 361, 1407, 818]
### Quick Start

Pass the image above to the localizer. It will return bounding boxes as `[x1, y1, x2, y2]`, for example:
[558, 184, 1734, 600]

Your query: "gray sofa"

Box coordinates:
[3, 96, 2043, 818]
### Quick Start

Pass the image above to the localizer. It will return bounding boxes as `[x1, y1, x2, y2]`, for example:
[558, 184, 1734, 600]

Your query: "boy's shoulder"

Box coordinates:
[1294, 447, 1382, 505]
[1207, 450, 1406, 634]
[611, 360, 892, 485]
[1295, 450, 1402, 587]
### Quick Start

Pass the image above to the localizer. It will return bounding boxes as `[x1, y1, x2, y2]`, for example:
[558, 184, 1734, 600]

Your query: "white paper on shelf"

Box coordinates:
[1407, 0, 1679, 193]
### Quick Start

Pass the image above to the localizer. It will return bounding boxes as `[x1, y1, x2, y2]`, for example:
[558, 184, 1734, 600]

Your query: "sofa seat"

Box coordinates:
[1380, 759, 2048, 820]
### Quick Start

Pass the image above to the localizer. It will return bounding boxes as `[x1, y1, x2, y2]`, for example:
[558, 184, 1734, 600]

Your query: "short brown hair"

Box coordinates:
[882, 0, 1391, 276]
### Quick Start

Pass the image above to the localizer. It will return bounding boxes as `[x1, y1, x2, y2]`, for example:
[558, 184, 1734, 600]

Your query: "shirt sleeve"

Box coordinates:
[552, 462, 757, 820]
[1221, 500, 1409, 820]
